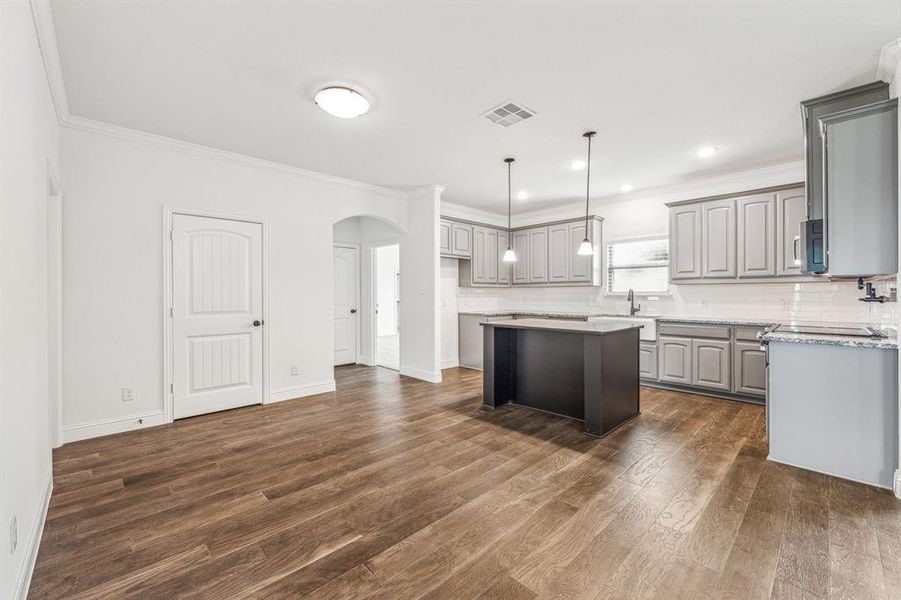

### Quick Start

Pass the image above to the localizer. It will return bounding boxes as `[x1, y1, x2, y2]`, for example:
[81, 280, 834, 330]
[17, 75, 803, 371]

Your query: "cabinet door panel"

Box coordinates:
[451, 223, 472, 257]
[471, 226, 488, 284]
[512, 231, 530, 284]
[670, 205, 701, 279]
[639, 343, 658, 380]
[440, 220, 452, 255]
[658, 337, 692, 384]
[734, 341, 766, 397]
[498, 230, 511, 285]
[701, 199, 736, 278]
[692, 339, 732, 391]
[776, 188, 806, 276]
[486, 229, 499, 284]
[529, 227, 549, 283]
[568, 222, 592, 282]
[737, 195, 776, 278]
[548, 224, 569, 282]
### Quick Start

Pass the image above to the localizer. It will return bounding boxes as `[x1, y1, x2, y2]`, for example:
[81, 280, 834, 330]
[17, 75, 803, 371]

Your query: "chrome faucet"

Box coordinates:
[627, 289, 641, 316]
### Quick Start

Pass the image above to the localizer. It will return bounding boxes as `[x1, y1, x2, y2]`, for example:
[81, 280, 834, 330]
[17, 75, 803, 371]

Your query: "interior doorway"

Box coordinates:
[375, 244, 400, 371]
[333, 244, 360, 366]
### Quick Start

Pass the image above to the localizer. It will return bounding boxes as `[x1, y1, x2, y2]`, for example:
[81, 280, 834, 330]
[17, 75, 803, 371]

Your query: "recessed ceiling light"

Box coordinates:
[570, 160, 586, 171]
[516, 191, 528, 200]
[696, 145, 717, 158]
[314, 86, 370, 119]
[620, 183, 634, 193]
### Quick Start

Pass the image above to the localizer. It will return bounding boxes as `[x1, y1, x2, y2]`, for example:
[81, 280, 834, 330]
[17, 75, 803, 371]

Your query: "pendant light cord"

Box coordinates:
[584, 132, 593, 231]
[507, 161, 512, 232]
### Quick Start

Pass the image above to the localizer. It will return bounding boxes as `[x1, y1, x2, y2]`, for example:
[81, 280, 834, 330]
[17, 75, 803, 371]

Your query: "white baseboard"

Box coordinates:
[15, 467, 53, 600]
[894, 469, 901, 499]
[358, 354, 374, 367]
[399, 365, 442, 383]
[63, 411, 167, 444]
[269, 380, 336, 403]
[441, 358, 460, 369]
[769, 454, 893, 491]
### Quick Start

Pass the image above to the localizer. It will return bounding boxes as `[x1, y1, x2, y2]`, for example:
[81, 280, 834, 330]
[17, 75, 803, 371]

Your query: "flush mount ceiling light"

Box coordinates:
[570, 160, 586, 171]
[577, 131, 597, 256]
[516, 191, 528, 201]
[502, 158, 517, 263]
[696, 145, 718, 158]
[620, 183, 634, 193]
[314, 86, 370, 119]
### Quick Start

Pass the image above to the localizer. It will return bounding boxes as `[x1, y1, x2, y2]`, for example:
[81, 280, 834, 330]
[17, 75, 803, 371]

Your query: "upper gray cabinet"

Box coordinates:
[498, 230, 511, 285]
[737, 194, 775, 278]
[670, 204, 702, 279]
[821, 99, 898, 278]
[668, 184, 808, 283]
[528, 227, 549, 283]
[439, 220, 452, 255]
[486, 229, 499, 283]
[701, 199, 736, 278]
[440, 218, 473, 258]
[512, 230, 530, 284]
[568, 222, 592, 282]
[471, 225, 490, 284]
[547, 224, 570, 282]
[801, 81, 888, 221]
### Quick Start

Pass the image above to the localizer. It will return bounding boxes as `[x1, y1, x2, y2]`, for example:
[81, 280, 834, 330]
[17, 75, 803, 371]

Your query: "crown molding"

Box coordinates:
[440, 201, 507, 227]
[877, 38, 901, 89]
[29, 0, 69, 122]
[28, 0, 407, 201]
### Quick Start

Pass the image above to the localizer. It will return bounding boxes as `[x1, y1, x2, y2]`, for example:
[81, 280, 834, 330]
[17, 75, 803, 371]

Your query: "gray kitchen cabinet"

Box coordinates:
[737, 194, 776, 278]
[547, 223, 570, 282]
[669, 204, 702, 279]
[692, 338, 731, 391]
[734, 341, 766, 397]
[658, 336, 692, 385]
[486, 229, 499, 284]
[451, 222, 472, 258]
[568, 222, 592, 282]
[701, 199, 736, 279]
[498, 230, 511, 285]
[512, 230, 530, 284]
[821, 99, 898, 277]
[776, 187, 806, 276]
[529, 227, 549, 283]
[471, 226, 489, 284]
[440, 220, 452, 255]
[639, 342, 658, 380]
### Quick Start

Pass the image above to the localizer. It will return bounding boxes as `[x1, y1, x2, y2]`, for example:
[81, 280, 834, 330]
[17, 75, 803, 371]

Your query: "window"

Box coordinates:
[606, 237, 669, 294]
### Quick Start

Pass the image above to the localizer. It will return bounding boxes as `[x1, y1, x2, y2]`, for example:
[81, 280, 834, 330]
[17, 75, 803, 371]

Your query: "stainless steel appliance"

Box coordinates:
[773, 323, 885, 338]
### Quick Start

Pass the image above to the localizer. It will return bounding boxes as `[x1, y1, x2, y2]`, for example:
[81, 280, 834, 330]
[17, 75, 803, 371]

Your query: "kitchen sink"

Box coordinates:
[588, 316, 657, 341]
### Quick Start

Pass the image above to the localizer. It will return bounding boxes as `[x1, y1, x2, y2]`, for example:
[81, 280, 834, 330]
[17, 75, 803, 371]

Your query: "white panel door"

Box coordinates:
[333, 246, 359, 366]
[172, 214, 263, 419]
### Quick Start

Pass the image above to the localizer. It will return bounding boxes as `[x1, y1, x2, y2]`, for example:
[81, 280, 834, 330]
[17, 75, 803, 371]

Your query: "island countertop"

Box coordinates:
[481, 318, 643, 336]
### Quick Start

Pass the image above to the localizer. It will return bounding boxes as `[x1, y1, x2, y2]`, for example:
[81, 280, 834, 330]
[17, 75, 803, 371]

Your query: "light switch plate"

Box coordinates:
[290, 365, 300, 376]
[122, 387, 136, 402]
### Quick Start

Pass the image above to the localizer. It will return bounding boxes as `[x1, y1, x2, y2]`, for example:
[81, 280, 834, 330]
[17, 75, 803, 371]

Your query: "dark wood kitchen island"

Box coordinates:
[481, 318, 641, 437]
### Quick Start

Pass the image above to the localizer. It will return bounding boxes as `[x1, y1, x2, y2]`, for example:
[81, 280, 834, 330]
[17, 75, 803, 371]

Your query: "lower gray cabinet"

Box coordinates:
[692, 339, 731, 391]
[734, 341, 766, 397]
[639, 342, 658, 380]
[658, 337, 692, 385]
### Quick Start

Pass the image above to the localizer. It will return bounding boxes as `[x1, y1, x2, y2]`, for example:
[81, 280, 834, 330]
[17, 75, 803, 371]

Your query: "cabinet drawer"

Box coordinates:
[734, 326, 766, 342]
[658, 323, 730, 339]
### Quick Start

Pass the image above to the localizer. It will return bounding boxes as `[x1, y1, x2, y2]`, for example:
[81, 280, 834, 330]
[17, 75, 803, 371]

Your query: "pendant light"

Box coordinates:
[502, 157, 517, 262]
[577, 131, 597, 256]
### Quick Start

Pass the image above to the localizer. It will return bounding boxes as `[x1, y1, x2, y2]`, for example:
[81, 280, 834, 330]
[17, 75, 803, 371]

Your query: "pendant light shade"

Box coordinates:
[502, 157, 517, 263]
[577, 131, 597, 256]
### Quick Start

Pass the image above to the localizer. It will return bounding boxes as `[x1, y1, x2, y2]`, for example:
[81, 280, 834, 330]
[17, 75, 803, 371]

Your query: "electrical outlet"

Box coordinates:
[121, 387, 136, 402]
[290, 365, 300, 376]
[10, 516, 17, 554]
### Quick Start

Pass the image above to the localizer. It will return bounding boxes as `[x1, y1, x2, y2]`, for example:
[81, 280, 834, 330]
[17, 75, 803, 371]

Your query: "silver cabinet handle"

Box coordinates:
[792, 236, 800, 261]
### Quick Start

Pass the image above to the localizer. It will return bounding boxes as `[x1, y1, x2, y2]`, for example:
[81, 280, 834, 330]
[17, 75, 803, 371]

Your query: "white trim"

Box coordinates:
[358, 354, 374, 367]
[269, 380, 337, 403]
[14, 468, 52, 600]
[894, 469, 901, 499]
[877, 38, 901, 90]
[46, 162, 64, 448]
[399, 366, 442, 383]
[163, 207, 270, 421]
[441, 358, 460, 369]
[370, 241, 402, 371]
[768, 454, 893, 491]
[28, 0, 69, 122]
[333, 242, 362, 366]
[63, 411, 167, 443]
[440, 201, 508, 227]
[605, 234, 671, 296]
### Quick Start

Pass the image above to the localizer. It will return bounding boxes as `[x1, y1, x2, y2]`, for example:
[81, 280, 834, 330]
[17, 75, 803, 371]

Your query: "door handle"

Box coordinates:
[253, 320, 263, 327]
[350, 309, 357, 314]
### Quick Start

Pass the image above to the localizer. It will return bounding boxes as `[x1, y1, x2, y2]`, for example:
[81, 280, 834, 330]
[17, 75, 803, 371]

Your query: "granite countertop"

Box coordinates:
[458, 310, 608, 319]
[655, 316, 776, 327]
[480, 318, 643, 336]
[762, 326, 898, 350]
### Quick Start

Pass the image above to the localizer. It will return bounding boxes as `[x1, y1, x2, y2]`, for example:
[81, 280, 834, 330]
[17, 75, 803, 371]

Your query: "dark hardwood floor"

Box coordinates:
[30, 366, 901, 599]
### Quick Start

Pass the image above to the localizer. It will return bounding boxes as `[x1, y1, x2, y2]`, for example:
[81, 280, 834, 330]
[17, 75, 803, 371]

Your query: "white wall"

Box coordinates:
[399, 186, 443, 382]
[1, 2, 60, 597]
[440, 258, 460, 368]
[60, 126, 410, 437]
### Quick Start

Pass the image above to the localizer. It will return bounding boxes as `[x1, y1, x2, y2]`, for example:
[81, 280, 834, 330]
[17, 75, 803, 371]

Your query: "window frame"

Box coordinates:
[604, 235, 671, 296]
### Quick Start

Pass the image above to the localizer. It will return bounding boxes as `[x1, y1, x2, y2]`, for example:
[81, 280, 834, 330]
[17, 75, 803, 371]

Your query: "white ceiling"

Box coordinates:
[51, 1, 900, 213]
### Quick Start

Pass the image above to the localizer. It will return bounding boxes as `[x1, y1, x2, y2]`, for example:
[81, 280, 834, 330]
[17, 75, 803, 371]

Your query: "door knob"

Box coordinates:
[350, 309, 357, 314]
[253, 320, 262, 327]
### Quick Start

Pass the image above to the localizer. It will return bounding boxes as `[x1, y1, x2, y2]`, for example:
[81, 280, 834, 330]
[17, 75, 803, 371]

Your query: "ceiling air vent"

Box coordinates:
[481, 101, 535, 128]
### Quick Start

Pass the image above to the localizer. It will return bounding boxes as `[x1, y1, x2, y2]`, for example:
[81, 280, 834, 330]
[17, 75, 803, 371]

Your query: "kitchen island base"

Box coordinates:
[482, 319, 640, 437]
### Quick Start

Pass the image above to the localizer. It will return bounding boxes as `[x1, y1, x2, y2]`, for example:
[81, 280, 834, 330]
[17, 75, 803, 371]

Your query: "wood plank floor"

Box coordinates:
[30, 366, 901, 599]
